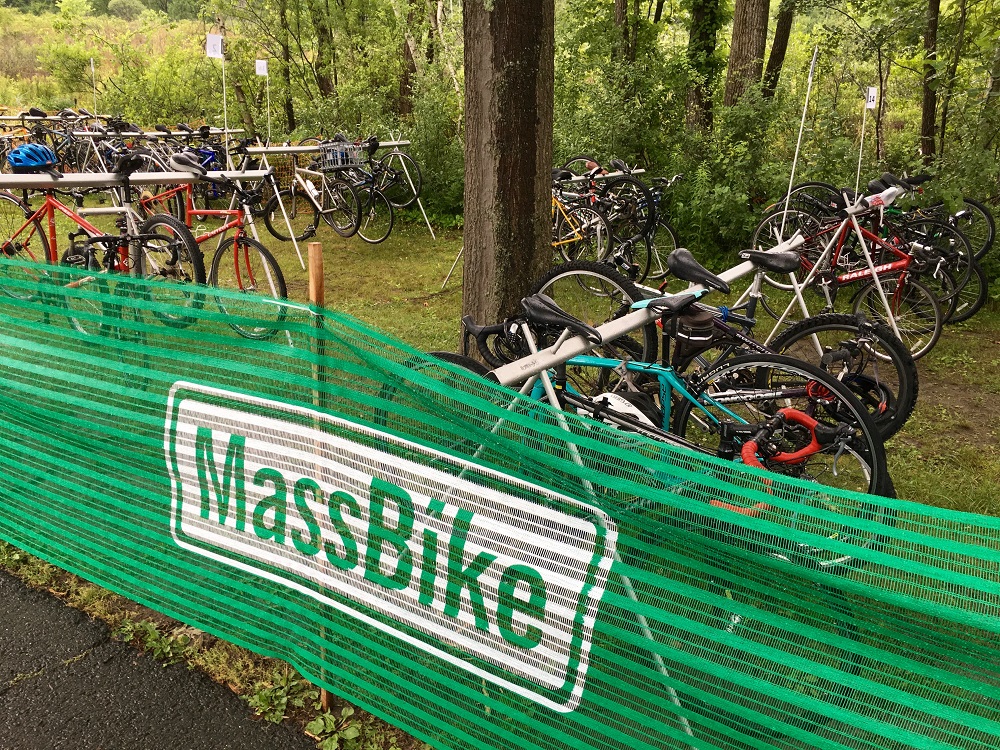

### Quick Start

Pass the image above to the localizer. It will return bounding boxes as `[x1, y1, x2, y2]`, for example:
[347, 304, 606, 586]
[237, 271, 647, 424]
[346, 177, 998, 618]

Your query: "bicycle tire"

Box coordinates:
[356, 187, 394, 244]
[948, 262, 989, 324]
[208, 236, 288, 339]
[0, 190, 52, 300]
[768, 313, 918, 440]
[762, 181, 841, 217]
[752, 207, 825, 291]
[851, 276, 942, 360]
[561, 154, 599, 174]
[377, 151, 422, 209]
[930, 196, 995, 261]
[320, 177, 360, 238]
[132, 214, 206, 328]
[898, 217, 973, 299]
[529, 260, 658, 387]
[599, 175, 655, 242]
[263, 189, 319, 242]
[642, 218, 678, 281]
[554, 205, 612, 263]
[671, 353, 892, 500]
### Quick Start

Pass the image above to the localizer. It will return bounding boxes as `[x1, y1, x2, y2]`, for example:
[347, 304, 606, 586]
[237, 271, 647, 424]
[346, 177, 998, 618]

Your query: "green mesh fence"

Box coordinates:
[1, 258, 999, 750]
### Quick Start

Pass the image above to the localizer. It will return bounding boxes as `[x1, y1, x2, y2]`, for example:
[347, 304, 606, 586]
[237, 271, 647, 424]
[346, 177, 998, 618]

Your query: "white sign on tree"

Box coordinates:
[206, 33, 224, 60]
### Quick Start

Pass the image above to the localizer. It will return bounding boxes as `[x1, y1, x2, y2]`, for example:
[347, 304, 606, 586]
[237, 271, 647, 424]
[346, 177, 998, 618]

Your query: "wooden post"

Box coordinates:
[308, 241, 324, 307]
[307, 240, 333, 713]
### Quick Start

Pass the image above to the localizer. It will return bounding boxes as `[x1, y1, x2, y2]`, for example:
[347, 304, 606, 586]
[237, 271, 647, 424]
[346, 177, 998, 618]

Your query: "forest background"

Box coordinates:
[1, 0, 999, 271]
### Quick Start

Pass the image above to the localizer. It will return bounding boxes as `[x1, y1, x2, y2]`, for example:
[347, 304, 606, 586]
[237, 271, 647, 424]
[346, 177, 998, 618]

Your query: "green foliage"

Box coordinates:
[113, 617, 197, 665]
[244, 667, 320, 723]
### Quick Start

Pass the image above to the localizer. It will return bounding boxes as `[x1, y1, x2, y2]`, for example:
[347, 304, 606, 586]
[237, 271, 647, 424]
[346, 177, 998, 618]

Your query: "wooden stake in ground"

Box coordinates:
[307, 241, 333, 713]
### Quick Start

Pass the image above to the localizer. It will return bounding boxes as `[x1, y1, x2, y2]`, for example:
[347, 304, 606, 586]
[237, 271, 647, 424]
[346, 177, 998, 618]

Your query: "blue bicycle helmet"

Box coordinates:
[8, 143, 59, 174]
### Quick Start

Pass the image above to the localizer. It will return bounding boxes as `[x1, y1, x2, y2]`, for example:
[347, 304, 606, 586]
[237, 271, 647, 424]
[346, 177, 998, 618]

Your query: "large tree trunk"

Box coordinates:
[761, 0, 794, 99]
[462, 0, 555, 328]
[723, 0, 770, 105]
[686, 0, 724, 128]
[308, 0, 337, 98]
[920, 0, 940, 164]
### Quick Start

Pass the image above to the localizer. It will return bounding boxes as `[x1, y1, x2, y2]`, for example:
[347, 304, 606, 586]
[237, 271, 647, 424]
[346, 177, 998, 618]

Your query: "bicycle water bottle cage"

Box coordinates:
[520, 294, 603, 344]
[738, 249, 801, 274]
[666, 248, 730, 293]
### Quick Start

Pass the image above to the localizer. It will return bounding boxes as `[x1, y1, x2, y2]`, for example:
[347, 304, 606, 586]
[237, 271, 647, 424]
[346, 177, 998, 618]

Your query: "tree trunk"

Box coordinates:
[462, 0, 555, 328]
[686, 0, 724, 128]
[723, 0, 770, 105]
[920, 0, 940, 164]
[308, 0, 337, 98]
[279, 0, 296, 132]
[653, 0, 666, 23]
[937, 0, 967, 158]
[761, 0, 794, 99]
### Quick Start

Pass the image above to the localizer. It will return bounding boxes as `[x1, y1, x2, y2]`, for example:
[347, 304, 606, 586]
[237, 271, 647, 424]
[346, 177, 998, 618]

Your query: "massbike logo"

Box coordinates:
[164, 382, 617, 712]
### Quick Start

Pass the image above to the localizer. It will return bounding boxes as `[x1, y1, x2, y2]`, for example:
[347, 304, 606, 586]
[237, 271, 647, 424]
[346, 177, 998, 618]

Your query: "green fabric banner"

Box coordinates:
[0, 259, 998, 750]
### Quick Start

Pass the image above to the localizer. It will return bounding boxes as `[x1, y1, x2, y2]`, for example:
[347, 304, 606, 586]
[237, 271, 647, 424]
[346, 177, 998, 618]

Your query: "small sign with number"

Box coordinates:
[206, 34, 224, 60]
[866, 87, 878, 109]
[255, 59, 268, 76]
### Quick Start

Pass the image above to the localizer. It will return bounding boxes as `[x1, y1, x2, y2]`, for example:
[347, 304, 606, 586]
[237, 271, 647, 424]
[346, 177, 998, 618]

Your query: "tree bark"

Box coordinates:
[920, 0, 940, 164]
[761, 0, 794, 99]
[937, 0, 967, 158]
[723, 0, 770, 105]
[279, 0, 296, 132]
[462, 0, 555, 327]
[686, 0, 724, 128]
[307, 0, 337, 98]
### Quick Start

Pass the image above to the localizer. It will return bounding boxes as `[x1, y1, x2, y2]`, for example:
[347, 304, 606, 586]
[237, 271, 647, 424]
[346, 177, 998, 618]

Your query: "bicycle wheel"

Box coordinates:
[356, 187, 394, 244]
[763, 181, 842, 217]
[132, 214, 206, 328]
[554, 205, 612, 263]
[769, 313, 918, 440]
[0, 191, 52, 300]
[530, 260, 658, 390]
[641, 218, 679, 281]
[671, 353, 892, 499]
[600, 175, 655, 242]
[377, 152, 422, 209]
[931, 196, 995, 261]
[208, 236, 288, 339]
[752, 207, 824, 291]
[898, 217, 973, 300]
[851, 276, 942, 360]
[948, 262, 989, 324]
[320, 177, 360, 238]
[263, 189, 319, 242]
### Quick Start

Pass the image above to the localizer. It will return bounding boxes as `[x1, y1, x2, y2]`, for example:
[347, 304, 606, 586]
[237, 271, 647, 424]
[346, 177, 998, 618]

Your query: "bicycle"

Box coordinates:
[0, 149, 203, 333]
[261, 141, 361, 242]
[457, 238, 892, 500]
[529, 235, 920, 439]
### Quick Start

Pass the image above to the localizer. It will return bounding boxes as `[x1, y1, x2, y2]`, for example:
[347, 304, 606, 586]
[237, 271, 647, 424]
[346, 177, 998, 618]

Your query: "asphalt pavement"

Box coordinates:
[0, 570, 315, 750]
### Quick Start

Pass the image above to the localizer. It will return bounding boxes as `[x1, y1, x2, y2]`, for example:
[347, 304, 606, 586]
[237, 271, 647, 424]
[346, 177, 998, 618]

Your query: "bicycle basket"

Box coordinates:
[319, 142, 362, 172]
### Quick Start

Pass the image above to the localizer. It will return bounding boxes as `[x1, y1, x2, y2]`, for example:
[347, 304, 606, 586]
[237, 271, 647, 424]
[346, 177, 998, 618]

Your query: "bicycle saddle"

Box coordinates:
[28, 107, 47, 118]
[520, 294, 602, 344]
[177, 122, 194, 133]
[867, 178, 888, 194]
[58, 108, 78, 119]
[666, 248, 730, 293]
[168, 151, 208, 175]
[881, 172, 931, 191]
[640, 293, 698, 316]
[738, 249, 802, 274]
[332, 132, 351, 143]
[362, 136, 379, 156]
[154, 124, 170, 133]
[551, 169, 574, 182]
[607, 158, 628, 172]
[78, 107, 93, 117]
[114, 151, 148, 176]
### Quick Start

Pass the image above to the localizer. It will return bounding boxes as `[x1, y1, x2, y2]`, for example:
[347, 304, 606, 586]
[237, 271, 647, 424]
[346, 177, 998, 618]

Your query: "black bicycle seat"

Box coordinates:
[521, 294, 602, 344]
[739, 249, 802, 274]
[177, 122, 193, 133]
[551, 169, 574, 182]
[115, 152, 148, 177]
[28, 107, 47, 118]
[644, 293, 698, 316]
[867, 179, 888, 194]
[666, 248, 730, 293]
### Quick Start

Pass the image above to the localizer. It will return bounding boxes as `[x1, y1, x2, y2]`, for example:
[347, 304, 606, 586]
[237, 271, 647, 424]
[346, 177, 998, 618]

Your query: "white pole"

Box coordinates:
[854, 101, 869, 196]
[266, 74, 271, 144]
[779, 46, 819, 239]
[221, 53, 231, 169]
[90, 58, 98, 115]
